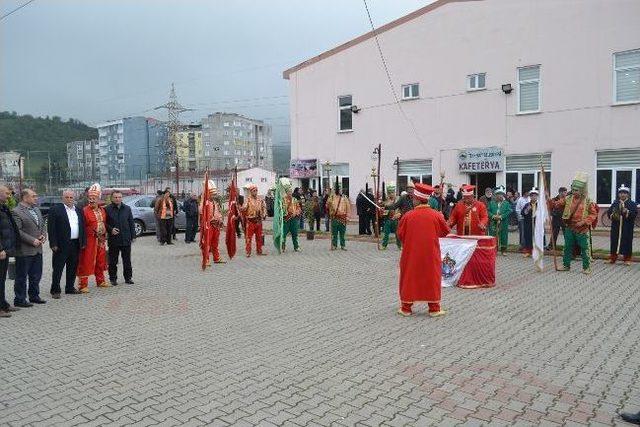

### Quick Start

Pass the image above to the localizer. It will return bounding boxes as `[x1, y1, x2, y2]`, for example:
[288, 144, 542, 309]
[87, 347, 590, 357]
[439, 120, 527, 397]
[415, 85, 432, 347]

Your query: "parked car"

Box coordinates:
[37, 195, 59, 218]
[124, 195, 187, 238]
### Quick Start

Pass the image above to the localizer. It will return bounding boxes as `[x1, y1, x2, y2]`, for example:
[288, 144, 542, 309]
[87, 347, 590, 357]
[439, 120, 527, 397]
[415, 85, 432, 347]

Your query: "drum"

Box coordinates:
[451, 235, 497, 288]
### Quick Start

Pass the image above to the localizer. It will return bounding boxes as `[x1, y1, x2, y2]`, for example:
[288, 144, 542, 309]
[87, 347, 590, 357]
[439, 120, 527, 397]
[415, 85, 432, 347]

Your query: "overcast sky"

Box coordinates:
[1, 0, 431, 144]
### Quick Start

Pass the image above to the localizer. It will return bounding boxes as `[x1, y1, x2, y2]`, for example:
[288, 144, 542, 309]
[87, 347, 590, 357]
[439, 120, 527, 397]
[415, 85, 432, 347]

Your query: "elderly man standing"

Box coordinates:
[47, 190, 86, 298]
[1, 185, 20, 317]
[12, 189, 47, 307]
[183, 193, 199, 244]
[106, 190, 136, 286]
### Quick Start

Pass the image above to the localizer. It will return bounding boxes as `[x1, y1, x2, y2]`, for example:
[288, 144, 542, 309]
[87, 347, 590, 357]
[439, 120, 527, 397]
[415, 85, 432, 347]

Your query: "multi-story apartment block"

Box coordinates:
[66, 139, 99, 182]
[176, 124, 204, 172]
[200, 113, 273, 171]
[97, 117, 167, 183]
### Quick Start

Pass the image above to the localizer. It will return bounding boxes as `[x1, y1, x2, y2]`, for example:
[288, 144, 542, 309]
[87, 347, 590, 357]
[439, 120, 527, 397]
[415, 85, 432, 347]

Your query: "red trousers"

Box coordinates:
[208, 228, 221, 262]
[78, 246, 106, 289]
[245, 221, 264, 255]
[402, 302, 440, 313]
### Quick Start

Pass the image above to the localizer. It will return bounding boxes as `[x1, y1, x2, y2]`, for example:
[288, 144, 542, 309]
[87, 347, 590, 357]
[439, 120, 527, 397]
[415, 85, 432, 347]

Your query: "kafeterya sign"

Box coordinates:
[458, 147, 504, 172]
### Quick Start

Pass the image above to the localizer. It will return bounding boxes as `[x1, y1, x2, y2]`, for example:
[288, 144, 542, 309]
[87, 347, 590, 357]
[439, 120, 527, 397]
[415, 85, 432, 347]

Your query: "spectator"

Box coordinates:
[308, 190, 322, 231]
[236, 194, 245, 238]
[76, 187, 90, 210]
[153, 190, 163, 242]
[515, 190, 530, 251]
[365, 188, 375, 235]
[265, 189, 275, 217]
[356, 189, 367, 235]
[164, 187, 178, 240]
[444, 187, 456, 220]
[0, 185, 20, 317]
[479, 187, 493, 209]
[12, 189, 47, 307]
[183, 193, 199, 243]
[154, 190, 175, 245]
[106, 191, 136, 286]
[293, 188, 304, 230]
[322, 188, 330, 232]
[547, 187, 568, 250]
[47, 189, 86, 299]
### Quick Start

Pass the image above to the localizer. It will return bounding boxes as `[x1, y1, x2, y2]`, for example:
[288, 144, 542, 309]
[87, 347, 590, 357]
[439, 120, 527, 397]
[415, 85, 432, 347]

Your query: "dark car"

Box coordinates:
[37, 195, 59, 218]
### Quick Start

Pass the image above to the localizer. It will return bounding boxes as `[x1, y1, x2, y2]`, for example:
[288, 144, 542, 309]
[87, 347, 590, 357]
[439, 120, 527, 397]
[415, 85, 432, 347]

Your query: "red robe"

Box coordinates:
[202, 199, 223, 263]
[397, 205, 450, 305]
[448, 200, 489, 236]
[77, 205, 107, 284]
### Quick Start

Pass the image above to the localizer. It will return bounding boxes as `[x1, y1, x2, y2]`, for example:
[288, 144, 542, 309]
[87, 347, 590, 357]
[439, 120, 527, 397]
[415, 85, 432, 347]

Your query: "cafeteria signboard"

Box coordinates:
[289, 158, 318, 178]
[458, 147, 504, 172]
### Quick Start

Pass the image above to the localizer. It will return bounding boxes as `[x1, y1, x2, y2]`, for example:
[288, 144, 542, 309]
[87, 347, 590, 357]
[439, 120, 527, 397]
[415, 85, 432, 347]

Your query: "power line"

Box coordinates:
[0, 0, 36, 21]
[362, 0, 428, 152]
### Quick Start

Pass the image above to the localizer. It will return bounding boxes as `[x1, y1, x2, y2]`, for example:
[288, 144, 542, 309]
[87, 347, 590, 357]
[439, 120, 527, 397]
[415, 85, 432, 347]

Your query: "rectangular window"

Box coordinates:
[614, 49, 640, 103]
[467, 73, 486, 91]
[338, 95, 353, 131]
[245, 177, 252, 183]
[223, 122, 230, 127]
[596, 169, 613, 204]
[401, 83, 419, 100]
[223, 140, 230, 146]
[518, 66, 541, 113]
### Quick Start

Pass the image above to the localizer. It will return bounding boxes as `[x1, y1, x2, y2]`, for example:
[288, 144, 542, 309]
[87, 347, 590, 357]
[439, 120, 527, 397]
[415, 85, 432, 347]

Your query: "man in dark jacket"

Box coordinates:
[182, 193, 199, 243]
[47, 190, 86, 298]
[0, 185, 20, 317]
[164, 187, 178, 240]
[356, 190, 367, 235]
[105, 191, 135, 286]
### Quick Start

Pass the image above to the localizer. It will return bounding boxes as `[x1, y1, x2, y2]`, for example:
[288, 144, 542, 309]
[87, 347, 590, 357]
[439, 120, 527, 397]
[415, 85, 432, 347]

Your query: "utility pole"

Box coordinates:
[155, 83, 191, 195]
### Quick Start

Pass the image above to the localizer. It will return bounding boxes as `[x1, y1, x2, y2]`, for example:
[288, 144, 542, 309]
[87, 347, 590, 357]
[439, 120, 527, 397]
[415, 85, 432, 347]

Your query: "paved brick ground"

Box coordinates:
[1, 234, 639, 426]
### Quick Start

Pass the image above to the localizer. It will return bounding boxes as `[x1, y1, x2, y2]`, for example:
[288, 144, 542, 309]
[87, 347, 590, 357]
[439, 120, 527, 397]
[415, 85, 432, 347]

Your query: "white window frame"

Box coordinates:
[467, 73, 486, 91]
[596, 166, 638, 206]
[337, 95, 353, 132]
[517, 65, 541, 114]
[613, 48, 640, 105]
[401, 83, 420, 100]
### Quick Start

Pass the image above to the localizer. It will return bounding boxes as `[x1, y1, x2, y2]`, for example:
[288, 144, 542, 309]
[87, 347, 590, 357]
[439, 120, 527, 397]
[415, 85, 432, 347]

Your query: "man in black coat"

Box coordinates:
[356, 190, 367, 235]
[105, 191, 135, 286]
[0, 185, 20, 317]
[182, 193, 199, 243]
[47, 190, 86, 298]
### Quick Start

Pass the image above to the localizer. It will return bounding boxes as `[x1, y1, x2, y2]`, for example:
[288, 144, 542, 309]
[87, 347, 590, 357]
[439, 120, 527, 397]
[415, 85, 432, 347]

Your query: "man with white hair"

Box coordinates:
[47, 189, 86, 298]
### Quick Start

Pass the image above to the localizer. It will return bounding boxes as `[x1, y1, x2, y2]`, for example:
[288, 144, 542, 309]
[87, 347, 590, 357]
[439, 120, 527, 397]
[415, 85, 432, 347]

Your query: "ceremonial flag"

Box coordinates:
[272, 179, 284, 254]
[225, 173, 238, 259]
[533, 169, 548, 271]
[439, 237, 477, 287]
[199, 171, 211, 270]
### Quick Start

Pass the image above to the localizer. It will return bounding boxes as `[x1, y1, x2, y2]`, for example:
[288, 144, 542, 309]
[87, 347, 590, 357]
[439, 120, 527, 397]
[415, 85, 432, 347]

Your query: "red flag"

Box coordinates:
[225, 175, 238, 259]
[199, 171, 211, 270]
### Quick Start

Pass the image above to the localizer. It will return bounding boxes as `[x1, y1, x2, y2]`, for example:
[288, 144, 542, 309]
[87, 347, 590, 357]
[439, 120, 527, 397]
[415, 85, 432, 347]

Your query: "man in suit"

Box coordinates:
[47, 190, 86, 298]
[105, 191, 135, 286]
[12, 189, 46, 307]
[0, 185, 20, 317]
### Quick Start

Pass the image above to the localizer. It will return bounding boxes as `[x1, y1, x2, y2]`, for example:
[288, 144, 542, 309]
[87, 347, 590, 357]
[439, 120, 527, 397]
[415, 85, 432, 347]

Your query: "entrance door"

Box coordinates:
[470, 173, 497, 198]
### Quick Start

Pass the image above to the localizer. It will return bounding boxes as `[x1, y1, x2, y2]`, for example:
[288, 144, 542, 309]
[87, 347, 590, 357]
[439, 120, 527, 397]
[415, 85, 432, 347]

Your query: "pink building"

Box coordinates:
[283, 0, 640, 216]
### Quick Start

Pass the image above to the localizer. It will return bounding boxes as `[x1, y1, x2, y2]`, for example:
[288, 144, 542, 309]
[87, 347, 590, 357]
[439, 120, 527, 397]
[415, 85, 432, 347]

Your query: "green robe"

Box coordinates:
[488, 200, 511, 250]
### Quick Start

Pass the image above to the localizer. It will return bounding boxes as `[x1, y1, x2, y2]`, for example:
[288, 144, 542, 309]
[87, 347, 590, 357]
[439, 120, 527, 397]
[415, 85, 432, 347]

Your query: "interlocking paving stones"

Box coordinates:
[0, 233, 639, 426]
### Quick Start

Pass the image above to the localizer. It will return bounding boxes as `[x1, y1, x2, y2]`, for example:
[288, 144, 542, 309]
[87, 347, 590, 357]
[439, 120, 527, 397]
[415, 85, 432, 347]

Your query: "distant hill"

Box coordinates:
[0, 111, 97, 159]
[0, 111, 97, 182]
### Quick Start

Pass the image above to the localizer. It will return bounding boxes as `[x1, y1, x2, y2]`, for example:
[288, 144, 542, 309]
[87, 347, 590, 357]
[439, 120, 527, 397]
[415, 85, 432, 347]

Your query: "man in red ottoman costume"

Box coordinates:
[448, 184, 488, 236]
[77, 183, 108, 293]
[397, 183, 450, 317]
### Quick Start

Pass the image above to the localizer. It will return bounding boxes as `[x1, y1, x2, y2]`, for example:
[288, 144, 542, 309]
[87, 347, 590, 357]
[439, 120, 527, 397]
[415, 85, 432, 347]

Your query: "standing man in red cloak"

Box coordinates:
[448, 184, 488, 235]
[77, 183, 108, 293]
[397, 183, 450, 317]
[202, 180, 226, 265]
[240, 184, 267, 257]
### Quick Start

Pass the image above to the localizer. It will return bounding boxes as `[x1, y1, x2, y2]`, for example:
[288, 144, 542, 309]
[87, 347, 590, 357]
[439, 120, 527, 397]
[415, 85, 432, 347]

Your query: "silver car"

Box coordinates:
[124, 195, 187, 238]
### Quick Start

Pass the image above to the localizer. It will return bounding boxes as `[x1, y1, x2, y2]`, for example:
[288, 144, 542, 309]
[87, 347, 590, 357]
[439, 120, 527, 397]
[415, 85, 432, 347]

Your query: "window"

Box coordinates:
[596, 149, 640, 204]
[223, 140, 230, 146]
[468, 73, 486, 91]
[224, 130, 229, 136]
[260, 177, 267, 183]
[223, 122, 230, 127]
[338, 95, 353, 131]
[614, 49, 640, 103]
[401, 83, 419, 100]
[245, 177, 253, 183]
[203, 124, 210, 129]
[504, 154, 551, 194]
[223, 150, 229, 156]
[518, 66, 541, 113]
[204, 132, 209, 137]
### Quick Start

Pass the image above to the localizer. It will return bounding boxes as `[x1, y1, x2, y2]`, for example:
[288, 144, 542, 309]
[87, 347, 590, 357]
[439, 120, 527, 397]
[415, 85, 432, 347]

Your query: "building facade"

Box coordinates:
[201, 112, 273, 172]
[66, 139, 100, 182]
[283, 0, 640, 213]
[176, 124, 204, 172]
[97, 117, 167, 184]
[0, 151, 21, 181]
[237, 167, 277, 196]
